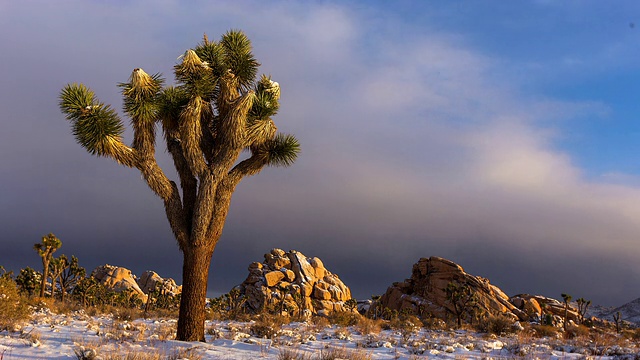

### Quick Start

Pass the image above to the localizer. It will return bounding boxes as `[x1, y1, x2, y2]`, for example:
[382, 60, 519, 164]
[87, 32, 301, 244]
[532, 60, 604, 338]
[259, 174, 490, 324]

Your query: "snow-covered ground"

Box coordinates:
[1, 309, 638, 359]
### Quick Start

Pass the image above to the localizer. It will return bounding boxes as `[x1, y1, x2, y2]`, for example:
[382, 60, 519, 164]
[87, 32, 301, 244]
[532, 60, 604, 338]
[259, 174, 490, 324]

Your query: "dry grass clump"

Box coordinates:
[317, 346, 372, 360]
[531, 324, 560, 338]
[75, 347, 202, 360]
[0, 277, 31, 331]
[250, 313, 289, 339]
[327, 311, 360, 327]
[354, 316, 382, 335]
[563, 324, 590, 339]
[277, 348, 313, 360]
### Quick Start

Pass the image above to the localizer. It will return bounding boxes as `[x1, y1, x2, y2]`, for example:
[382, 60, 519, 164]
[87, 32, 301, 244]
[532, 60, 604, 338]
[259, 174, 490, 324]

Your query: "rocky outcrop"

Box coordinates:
[137, 271, 182, 297]
[90, 266, 182, 303]
[511, 294, 580, 325]
[91, 264, 147, 302]
[236, 249, 354, 316]
[377, 256, 526, 321]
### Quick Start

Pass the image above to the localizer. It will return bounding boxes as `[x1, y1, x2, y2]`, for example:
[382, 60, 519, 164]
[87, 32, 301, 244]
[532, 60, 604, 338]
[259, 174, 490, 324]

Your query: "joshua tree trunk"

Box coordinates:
[59, 31, 300, 341]
[177, 245, 215, 341]
[39, 260, 49, 298]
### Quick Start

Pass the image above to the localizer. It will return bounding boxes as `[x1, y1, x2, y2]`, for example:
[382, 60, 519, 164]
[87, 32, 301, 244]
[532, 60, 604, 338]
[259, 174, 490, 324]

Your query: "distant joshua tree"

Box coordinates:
[561, 293, 572, 331]
[57, 255, 85, 302]
[576, 297, 591, 324]
[58, 30, 299, 341]
[34, 233, 62, 297]
[446, 281, 478, 328]
[613, 311, 622, 333]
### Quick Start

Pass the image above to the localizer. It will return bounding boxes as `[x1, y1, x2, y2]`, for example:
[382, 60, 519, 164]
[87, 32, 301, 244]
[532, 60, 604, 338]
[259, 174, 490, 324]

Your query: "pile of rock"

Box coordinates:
[137, 270, 182, 297]
[377, 256, 527, 321]
[236, 249, 354, 316]
[510, 294, 579, 325]
[90, 265, 181, 303]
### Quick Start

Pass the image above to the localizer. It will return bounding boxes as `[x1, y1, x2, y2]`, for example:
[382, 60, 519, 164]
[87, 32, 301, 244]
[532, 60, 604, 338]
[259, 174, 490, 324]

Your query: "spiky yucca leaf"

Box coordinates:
[59, 83, 96, 120]
[257, 133, 300, 167]
[220, 30, 259, 90]
[174, 50, 217, 99]
[249, 91, 280, 120]
[158, 86, 189, 138]
[60, 83, 134, 165]
[194, 37, 226, 78]
[119, 68, 163, 123]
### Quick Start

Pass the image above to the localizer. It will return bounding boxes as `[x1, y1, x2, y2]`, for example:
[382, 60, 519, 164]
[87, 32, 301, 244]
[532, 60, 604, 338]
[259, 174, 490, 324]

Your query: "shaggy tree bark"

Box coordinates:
[59, 31, 300, 341]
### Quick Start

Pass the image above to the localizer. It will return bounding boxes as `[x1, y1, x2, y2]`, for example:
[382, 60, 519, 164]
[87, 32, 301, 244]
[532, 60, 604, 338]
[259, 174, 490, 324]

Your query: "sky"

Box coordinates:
[1, 0, 640, 307]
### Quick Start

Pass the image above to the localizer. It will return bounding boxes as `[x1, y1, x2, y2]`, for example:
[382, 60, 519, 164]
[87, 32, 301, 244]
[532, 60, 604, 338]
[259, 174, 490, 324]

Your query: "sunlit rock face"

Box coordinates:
[236, 248, 354, 316]
[377, 256, 527, 321]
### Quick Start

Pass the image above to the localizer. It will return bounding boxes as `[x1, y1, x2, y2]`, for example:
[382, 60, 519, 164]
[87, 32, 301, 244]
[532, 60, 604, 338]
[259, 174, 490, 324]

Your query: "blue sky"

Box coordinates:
[1, 0, 640, 306]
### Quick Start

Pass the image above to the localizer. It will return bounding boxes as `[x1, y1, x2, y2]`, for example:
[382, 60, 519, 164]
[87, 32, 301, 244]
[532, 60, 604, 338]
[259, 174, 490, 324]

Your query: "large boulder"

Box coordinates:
[377, 256, 526, 322]
[137, 270, 182, 297]
[236, 249, 354, 316]
[91, 264, 147, 303]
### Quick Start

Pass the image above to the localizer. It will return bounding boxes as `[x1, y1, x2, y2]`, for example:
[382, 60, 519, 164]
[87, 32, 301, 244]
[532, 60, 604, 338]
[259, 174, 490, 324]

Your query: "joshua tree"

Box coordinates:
[58, 255, 85, 302]
[613, 311, 622, 333]
[446, 281, 478, 328]
[34, 233, 62, 297]
[575, 297, 591, 324]
[58, 31, 299, 341]
[561, 293, 572, 331]
[48, 255, 69, 299]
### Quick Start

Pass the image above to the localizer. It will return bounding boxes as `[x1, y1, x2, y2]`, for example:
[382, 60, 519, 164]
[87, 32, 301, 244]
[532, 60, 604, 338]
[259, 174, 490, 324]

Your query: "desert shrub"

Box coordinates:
[15, 267, 41, 297]
[0, 277, 30, 331]
[420, 315, 447, 330]
[387, 314, 422, 342]
[355, 316, 382, 335]
[327, 311, 360, 327]
[532, 324, 559, 338]
[622, 328, 640, 341]
[475, 314, 519, 335]
[250, 313, 288, 339]
[310, 315, 331, 329]
[114, 306, 143, 321]
[564, 324, 590, 339]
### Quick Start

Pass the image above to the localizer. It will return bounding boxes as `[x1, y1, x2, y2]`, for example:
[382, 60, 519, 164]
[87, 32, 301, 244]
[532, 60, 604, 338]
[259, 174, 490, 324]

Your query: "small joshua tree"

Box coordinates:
[446, 281, 478, 328]
[58, 255, 85, 303]
[59, 31, 300, 341]
[613, 311, 622, 333]
[345, 298, 358, 313]
[575, 297, 591, 325]
[561, 293, 572, 331]
[48, 255, 69, 299]
[34, 233, 62, 297]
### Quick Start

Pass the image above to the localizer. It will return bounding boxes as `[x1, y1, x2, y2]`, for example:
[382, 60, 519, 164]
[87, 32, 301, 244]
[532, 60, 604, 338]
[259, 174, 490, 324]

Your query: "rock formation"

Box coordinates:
[90, 265, 182, 303]
[137, 270, 182, 297]
[377, 256, 527, 322]
[91, 264, 147, 302]
[236, 249, 354, 316]
[510, 294, 579, 325]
